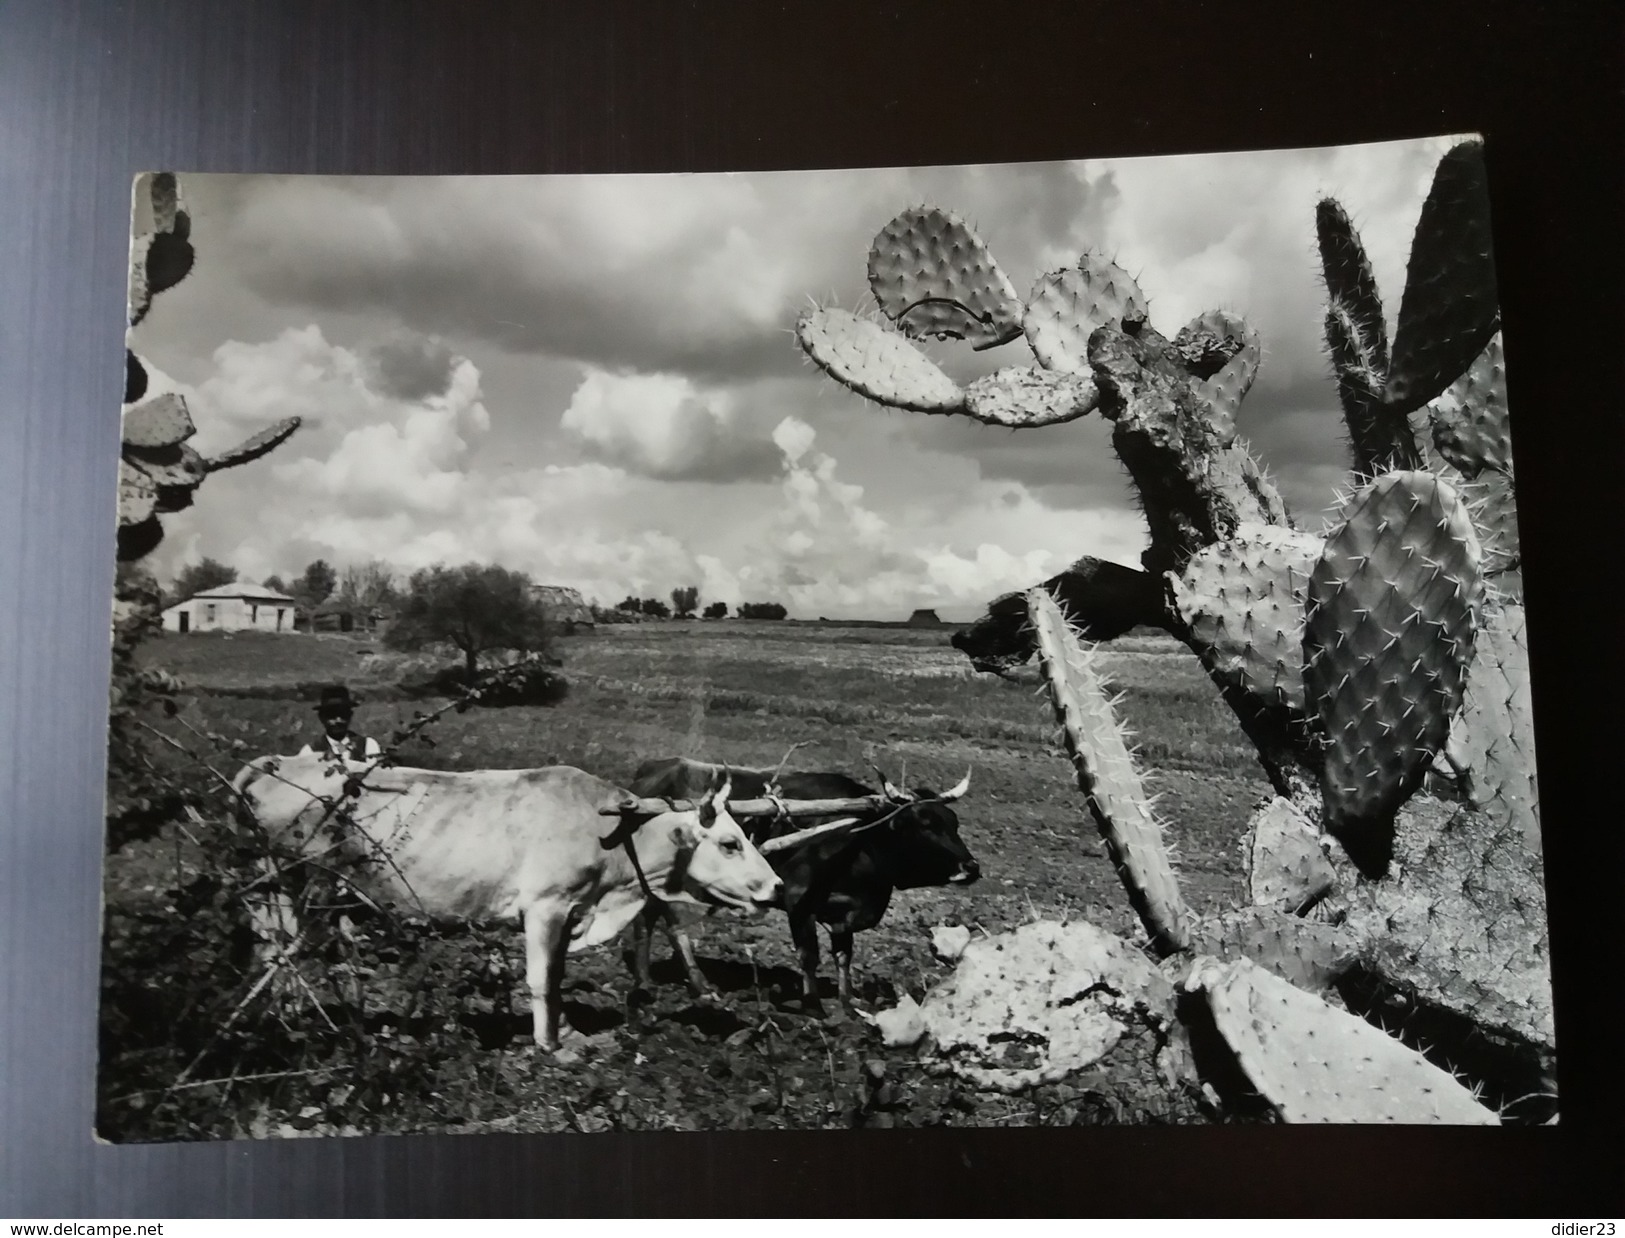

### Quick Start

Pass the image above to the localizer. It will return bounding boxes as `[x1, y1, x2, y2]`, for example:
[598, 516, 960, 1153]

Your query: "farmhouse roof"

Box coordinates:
[178, 584, 298, 603]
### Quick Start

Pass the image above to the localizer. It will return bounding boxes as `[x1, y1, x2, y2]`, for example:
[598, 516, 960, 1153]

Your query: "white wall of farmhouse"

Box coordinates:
[162, 592, 298, 634]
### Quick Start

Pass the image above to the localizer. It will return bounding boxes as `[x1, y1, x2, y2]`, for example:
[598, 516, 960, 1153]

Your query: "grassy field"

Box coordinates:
[104, 619, 1277, 1135]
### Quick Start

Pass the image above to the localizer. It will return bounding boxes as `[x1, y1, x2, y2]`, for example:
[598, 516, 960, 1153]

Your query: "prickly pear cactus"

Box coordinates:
[1023, 254, 1150, 373]
[799, 138, 1552, 1123]
[1240, 796, 1335, 913]
[120, 171, 302, 563]
[1189, 956, 1500, 1124]
[1168, 523, 1321, 712]
[1382, 142, 1501, 414]
[1427, 332, 1510, 477]
[1028, 588, 1192, 956]
[919, 919, 1177, 1093]
[109, 173, 304, 851]
[1302, 470, 1485, 872]
[1447, 601, 1539, 847]
[797, 307, 966, 414]
[867, 206, 1024, 349]
[1187, 906, 1361, 994]
[1174, 309, 1261, 446]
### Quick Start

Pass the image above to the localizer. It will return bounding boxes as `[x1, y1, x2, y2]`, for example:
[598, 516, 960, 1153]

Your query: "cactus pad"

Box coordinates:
[1241, 795, 1336, 912]
[1028, 587, 1192, 955]
[1023, 254, 1151, 374]
[118, 461, 158, 527]
[1315, 199, 1390, 378]
[1411, 409, 1521, 595]
[1464, 467, 1521, 587]
[128, 171, 195, 326]
[866, 207, 1023, 350]
[796, 307, 965, 413]
[1192, 955, 1500, 1123]
[144, 172, 181, 233]
[116, 517, 164, 563]
[124, 442, 208, 489]
[1325, 301, 1414, 476]
[121, 392, 196, 450]
[1175, 310, 1261, 444]
[125, 351, 148, 405]
[1385, 140, 1499, 412]
[922, 918, 1176, 1092]
[1447, 602, 1539, 848]
[962, 367, 1100, 428]
[1426, 331, 1510, 478]
[1347, 795, 1552, 1051]
[1304, 471, 1484, 870]
[1188, 907, 1361, 993]
[207, 417, 304, 473]
[1169, 523, 1322, 711]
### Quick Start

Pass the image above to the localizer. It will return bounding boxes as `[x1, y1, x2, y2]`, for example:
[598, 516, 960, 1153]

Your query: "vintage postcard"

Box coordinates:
[100, 135, 1551, 1141]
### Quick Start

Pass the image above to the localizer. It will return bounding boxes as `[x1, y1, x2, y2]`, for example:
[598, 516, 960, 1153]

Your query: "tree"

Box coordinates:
[263, 574, 288, 594]
[170, 557, 237, 603]
[739, 601, 788, 620]
[384, 563, 552, 681]
[670, 585, 699, 618]
[292, 559, 338, 618]
[615, 596, 642, 613]
[703, 601, 728, 620]
[640, 597, 671, 619]
[336, 560, 399, 629]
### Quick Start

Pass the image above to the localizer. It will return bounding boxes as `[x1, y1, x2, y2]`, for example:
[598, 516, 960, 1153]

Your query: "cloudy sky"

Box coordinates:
[129, 134, 1472, 620]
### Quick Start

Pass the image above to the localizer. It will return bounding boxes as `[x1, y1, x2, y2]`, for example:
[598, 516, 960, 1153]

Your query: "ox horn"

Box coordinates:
[937, 768, 973, 802]
[699, 776, 732, 823]
[872, 764, 912, 803]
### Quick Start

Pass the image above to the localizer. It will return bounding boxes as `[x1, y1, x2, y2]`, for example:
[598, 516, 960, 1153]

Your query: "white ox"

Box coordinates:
[230, 752, 782, 1050]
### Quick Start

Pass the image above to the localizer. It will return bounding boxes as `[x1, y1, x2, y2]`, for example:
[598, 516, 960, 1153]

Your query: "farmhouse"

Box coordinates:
[531, 584, 595, 632]
[162, 584, 298, 634]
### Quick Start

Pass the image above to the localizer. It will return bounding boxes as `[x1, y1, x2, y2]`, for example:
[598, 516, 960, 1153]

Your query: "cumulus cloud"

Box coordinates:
[559, 368, 782, 481]
[703, 416, 1141, 617]
[148, 328, 1144, 619]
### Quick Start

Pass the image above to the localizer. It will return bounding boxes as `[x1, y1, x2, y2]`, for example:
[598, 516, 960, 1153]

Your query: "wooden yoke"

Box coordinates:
[601, 793, 895, 820]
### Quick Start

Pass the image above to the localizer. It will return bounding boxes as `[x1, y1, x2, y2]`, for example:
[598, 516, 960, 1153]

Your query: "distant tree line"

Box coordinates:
[604, 588, 789, 622]
[168, 558, 793, 631]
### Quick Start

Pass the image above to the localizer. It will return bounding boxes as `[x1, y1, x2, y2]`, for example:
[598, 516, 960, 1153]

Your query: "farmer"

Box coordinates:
[299, 685, 385, 764]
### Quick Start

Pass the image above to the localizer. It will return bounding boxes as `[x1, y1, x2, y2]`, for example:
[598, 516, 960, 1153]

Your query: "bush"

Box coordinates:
[738, 602, 788, 620]
[402, 662, 569, 707]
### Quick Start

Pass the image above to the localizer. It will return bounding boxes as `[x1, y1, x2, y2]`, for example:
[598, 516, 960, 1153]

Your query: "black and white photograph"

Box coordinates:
[99, 133, 1554, 1142]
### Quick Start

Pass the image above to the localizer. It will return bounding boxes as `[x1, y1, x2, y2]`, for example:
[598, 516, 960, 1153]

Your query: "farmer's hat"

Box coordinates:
[316, 685, 359, 719]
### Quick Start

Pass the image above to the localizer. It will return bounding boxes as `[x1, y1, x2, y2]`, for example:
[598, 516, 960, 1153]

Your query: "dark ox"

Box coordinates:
[629, 757, 981, 1011]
